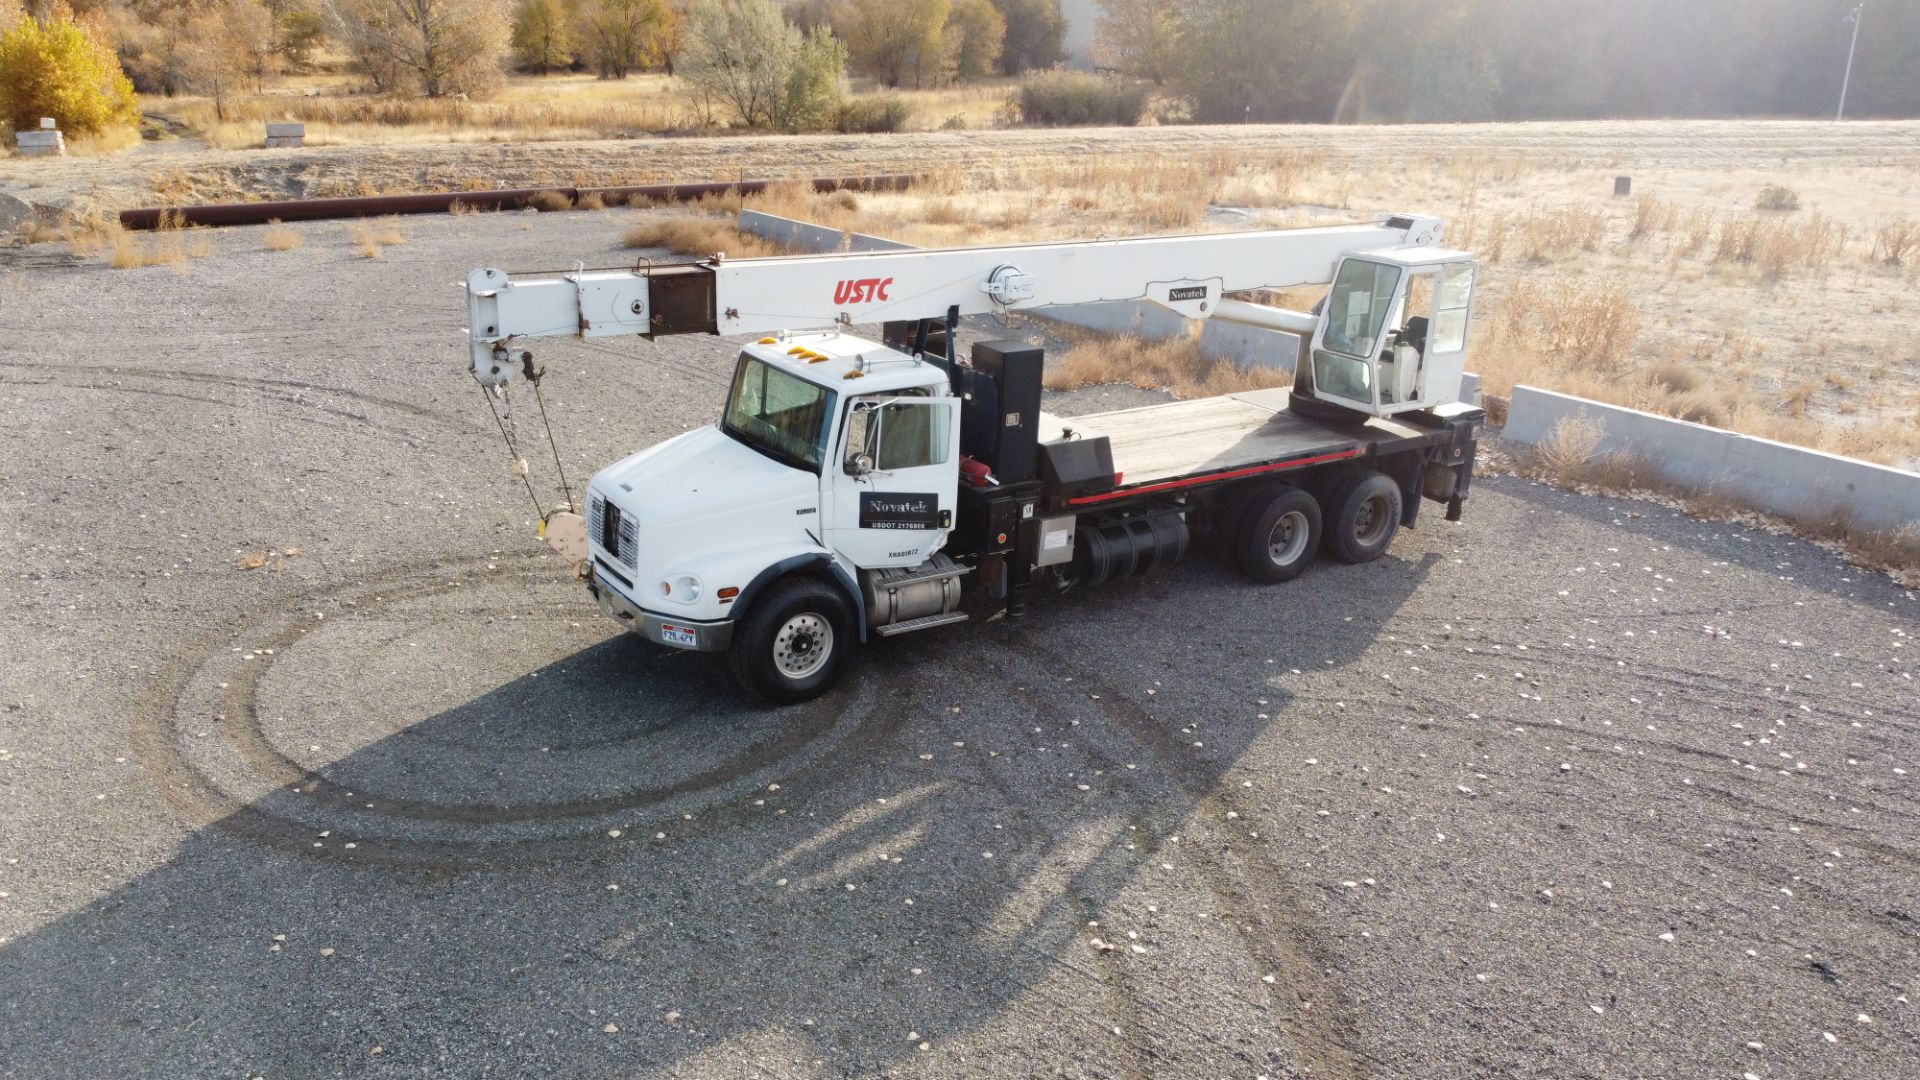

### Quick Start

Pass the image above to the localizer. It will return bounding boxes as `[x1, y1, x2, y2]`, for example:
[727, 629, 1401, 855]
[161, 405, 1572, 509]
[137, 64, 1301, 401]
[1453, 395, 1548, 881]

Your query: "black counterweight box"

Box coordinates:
[1038, 434, 1116, 497]
[968, 341, 1044, 484]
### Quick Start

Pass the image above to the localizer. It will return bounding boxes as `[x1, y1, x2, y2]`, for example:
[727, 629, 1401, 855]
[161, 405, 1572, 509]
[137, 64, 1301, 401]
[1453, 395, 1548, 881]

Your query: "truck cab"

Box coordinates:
[583, 332, 963, 701]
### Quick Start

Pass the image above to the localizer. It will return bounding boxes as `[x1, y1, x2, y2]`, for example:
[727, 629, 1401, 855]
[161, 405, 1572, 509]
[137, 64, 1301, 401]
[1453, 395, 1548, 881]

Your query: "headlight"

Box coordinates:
[660, 575, 702, 604]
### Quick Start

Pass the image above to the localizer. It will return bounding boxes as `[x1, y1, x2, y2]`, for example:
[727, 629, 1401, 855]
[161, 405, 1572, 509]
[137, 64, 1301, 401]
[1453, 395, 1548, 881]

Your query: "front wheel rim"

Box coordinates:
[773, 613, 833, 679]
[1266, 509, 1311, 565]
[1353, 495, 1392, 545]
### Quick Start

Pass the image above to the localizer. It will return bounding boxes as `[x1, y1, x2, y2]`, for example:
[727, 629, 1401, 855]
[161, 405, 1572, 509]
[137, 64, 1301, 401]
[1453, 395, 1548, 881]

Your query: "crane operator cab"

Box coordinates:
[1291, 247, 1477, 420]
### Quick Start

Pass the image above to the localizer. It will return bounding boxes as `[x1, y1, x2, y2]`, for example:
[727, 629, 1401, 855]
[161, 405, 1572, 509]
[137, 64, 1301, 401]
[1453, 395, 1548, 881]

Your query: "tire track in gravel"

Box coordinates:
[131, 553, 884, 868]
[0, 360, 468, 440]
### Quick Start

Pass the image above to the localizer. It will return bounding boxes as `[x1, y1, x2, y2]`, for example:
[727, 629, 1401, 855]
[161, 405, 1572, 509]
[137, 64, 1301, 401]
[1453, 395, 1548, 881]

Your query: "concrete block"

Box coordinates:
[1040, 300, 1186, 341]
[15, 129, 64, 157]
[264, 123, 305, 148]
[1504, 384, 1920, 533]
[1199, 320, 1298, 370]
[38, 117, 56, 129]
[1458, 371, 1481, 407]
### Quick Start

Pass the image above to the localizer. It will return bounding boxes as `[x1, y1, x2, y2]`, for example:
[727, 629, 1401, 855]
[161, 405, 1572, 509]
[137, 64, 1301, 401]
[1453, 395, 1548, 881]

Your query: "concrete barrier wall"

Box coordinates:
[737, 209, 1477, 398]
[739, 210, 913, 254]
[1504, 384, 1920, 533]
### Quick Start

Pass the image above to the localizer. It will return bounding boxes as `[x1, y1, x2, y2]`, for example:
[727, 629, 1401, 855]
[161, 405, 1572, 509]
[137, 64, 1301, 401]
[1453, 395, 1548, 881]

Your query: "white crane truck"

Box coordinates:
[466, 215, 1484, 701]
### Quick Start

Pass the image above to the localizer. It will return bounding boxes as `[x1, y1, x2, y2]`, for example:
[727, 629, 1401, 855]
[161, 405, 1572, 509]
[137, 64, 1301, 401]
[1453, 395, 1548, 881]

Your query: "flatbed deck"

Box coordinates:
[1038, 388, 1456, 503]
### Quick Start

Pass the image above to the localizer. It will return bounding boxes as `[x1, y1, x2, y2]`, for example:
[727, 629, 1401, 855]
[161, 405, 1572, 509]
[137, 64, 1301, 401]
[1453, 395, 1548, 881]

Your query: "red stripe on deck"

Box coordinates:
[1065, 447, 1366, 507]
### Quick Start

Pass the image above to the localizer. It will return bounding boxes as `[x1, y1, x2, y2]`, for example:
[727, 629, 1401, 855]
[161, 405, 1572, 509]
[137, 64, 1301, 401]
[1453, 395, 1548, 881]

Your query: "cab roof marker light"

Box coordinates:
[758, 337, 778, 345]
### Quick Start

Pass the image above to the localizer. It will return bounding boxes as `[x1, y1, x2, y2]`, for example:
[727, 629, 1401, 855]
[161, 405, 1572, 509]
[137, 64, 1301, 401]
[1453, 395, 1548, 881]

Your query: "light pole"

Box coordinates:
[1837, 4, 1863, 121]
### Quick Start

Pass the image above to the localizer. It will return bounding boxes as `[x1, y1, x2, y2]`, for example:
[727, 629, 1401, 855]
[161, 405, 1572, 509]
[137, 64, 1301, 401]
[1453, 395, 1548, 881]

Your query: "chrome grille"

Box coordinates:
[616, 512, 637, 568]
[589, 492, 637, 569]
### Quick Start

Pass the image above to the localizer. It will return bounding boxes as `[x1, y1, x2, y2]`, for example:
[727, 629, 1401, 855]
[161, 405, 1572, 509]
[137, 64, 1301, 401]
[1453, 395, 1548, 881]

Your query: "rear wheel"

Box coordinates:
[1210, 481, 1280, 564]
[728, 576, 853, 704]
[1323, 471, 1402, 564]
[1234, 485, 1322, 583]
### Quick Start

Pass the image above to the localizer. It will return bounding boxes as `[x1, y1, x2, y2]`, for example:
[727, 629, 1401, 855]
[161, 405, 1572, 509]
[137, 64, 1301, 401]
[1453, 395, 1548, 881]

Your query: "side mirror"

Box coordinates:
[844, 405, 877, 475]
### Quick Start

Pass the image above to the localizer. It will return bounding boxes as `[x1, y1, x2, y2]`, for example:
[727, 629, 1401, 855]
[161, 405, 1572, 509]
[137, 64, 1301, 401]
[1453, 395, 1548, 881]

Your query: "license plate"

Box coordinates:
[659, 623, 698, 649]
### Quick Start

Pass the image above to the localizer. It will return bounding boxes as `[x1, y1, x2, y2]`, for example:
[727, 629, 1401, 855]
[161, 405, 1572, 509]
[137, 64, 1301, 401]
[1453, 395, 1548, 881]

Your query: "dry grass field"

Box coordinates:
[139, 74, 1015, 150]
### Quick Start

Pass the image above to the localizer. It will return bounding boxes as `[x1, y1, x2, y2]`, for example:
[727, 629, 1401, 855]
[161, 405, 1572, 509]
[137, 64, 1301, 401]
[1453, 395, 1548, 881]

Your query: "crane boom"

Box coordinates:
[466, 215, 1447, 387]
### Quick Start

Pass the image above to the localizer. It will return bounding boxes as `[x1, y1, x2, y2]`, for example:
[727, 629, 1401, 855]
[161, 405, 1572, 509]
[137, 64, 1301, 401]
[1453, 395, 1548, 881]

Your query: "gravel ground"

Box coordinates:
[0, 210, 1915, 1079]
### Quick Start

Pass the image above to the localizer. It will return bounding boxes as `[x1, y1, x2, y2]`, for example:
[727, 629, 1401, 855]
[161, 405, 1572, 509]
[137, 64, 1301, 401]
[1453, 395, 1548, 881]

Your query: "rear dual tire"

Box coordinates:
[1322, 471, 1402, 564]
[1231, 485, 1322, 584]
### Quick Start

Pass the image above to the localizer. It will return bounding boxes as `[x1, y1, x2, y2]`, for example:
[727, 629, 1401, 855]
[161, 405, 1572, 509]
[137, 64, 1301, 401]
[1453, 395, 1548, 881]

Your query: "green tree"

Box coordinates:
[989, 0, 1060, 75]
[266, 0, 327, 69]
[779, 22, 843, 128]
[680, 0, 841, 129]
[0, 8, 140, 135]
[946, 0, 1002, 80]
[512, 0, 571, 74]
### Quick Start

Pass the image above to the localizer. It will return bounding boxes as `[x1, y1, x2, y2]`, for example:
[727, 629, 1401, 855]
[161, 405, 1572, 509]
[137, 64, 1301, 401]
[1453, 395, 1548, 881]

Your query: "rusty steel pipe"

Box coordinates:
[119, 174, 918, 231]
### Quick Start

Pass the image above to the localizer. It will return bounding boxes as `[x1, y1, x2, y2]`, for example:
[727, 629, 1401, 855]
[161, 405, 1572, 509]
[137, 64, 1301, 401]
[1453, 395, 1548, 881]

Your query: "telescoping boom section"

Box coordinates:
[466, 215, 1453, 393]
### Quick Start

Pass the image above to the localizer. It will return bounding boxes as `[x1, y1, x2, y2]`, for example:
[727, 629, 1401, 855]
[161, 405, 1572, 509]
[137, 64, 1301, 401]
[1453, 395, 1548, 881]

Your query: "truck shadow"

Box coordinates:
[0, 550, 1440, 1079]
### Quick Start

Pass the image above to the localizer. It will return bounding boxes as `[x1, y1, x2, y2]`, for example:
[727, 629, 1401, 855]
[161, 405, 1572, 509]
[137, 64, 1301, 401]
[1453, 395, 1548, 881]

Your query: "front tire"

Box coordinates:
[1323, 471, 1402, 564]
[1234, 485, 1322, 583]
[728, 576, 853, 704]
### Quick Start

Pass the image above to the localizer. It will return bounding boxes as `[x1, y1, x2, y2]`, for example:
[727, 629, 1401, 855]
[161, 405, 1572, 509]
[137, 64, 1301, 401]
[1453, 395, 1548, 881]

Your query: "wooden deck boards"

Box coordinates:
[1039, 389, 1367, 486]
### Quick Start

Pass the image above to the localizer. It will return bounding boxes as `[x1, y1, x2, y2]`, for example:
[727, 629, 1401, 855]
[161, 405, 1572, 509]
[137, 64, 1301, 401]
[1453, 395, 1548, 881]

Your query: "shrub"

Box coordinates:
[526, 189, 573, 211]
[0, 12, 139, 137]
[1874, 216, 1915, 267]
[262, 221, 303, 251]
[623, 216, 782, 258]
[1754, 184, 1800, 212]
[1014, 69, 1150, 127]
[1534, 413, 1606, 486]
[835, 95, 912, 133]
[940, 112, 968, 131]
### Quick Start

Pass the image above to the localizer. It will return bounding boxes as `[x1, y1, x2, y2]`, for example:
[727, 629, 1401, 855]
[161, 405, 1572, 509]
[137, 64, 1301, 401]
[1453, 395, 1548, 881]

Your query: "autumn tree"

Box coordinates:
[989, 0, 1060, 75]
[0, 6, 140, 134]
[328, 0, 509, 97]
[1092, 0, 1176, 83]
[577, 0, 677, 79]
[945, 0, 1001, 80]
[178, 0, 279, 114]
[836, 0, 945, 88]
[511, 0, 569, 73]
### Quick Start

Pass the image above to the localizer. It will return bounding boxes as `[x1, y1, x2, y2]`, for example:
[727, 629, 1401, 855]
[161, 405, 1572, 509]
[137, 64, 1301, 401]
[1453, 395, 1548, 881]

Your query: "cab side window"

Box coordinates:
[875, 402, 950, 470]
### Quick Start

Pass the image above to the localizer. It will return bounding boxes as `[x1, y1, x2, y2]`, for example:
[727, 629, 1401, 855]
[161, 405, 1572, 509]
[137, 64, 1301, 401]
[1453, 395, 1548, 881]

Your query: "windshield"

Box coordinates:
[722, 355, 833, 472]
[1322, 259, 1402, 359]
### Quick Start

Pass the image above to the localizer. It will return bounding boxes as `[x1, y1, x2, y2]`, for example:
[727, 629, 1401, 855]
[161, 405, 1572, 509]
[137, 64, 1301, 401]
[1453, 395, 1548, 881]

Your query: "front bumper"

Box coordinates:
[590, 569, 734, 653]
